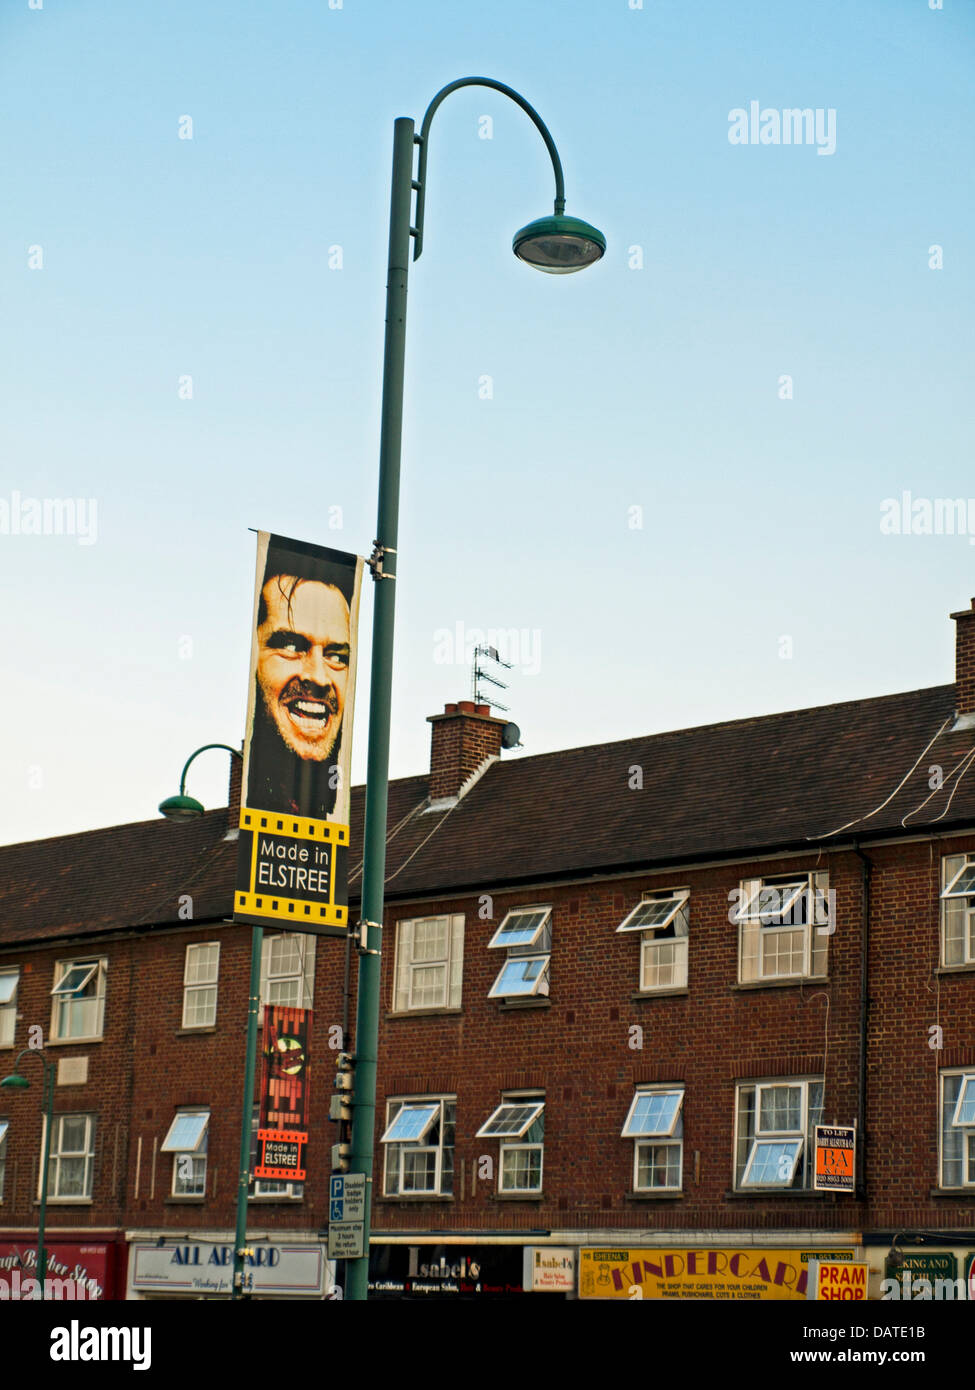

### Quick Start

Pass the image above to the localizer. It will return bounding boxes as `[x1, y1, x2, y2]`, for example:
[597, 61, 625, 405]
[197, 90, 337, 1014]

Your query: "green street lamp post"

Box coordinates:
[346, 77, 604, 1303]
[1, 1048, 56, 1298]
[159, 743, 258, 1301]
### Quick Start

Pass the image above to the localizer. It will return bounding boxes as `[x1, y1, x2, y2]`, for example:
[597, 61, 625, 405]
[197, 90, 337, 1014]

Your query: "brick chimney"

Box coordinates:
[951, 598, 975, 718]
[228, 744, 243, 834]
[427, 701, 508, 800]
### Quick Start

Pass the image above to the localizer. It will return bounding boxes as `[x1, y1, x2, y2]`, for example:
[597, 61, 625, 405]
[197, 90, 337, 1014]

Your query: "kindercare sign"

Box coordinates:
[579, 1247, 856, 1300]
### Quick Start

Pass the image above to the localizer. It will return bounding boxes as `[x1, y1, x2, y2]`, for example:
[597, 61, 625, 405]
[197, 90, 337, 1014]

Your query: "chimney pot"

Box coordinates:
[228, 744, 243, 832]
[950, 599, 975, 716]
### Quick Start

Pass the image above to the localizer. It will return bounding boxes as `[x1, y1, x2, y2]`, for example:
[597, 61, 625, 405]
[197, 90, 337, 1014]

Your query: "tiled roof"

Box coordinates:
[2, 685, 974, 945]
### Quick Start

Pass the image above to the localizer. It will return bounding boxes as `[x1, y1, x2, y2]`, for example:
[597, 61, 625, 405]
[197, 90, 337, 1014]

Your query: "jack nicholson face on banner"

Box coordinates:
[256, 575, 351, 764]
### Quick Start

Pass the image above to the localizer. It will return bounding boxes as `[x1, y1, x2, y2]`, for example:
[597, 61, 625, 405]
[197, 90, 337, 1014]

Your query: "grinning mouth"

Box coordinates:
[280, 683, 339, 736]
[288, 699, 330, 722]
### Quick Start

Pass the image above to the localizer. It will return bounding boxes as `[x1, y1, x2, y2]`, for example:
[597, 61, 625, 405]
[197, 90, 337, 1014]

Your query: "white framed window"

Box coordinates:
[488, 908, 551, 951]
[182, 943, 220, 1029]
[940, 855, 975, 967]
[940, 1070, 975, 1187]
[249, 1105, 304, 1200]
[477, 1093, 545, 1194]
[617, 890, 688, 992]
[488, 956, 550, 999]
[0, 1119, 7, 1201]
[259, 933, 315, 1009]
[737, 872, 829, 983]
[622, 1086, 684, 1191]
[381, 1096, 455, 1196]
[161, 1110, 209, 1197]
[487, 906, 551, 1000]
[0, 969, 19, 1047]
[50, 959, 107, 1041]
[734, 1078, 823, 1191]
[392, 915, 464, 1012]
[44, 1114, 96, 1200]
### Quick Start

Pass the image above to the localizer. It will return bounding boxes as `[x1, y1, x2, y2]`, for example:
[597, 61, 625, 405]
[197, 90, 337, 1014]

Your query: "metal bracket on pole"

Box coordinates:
[355, 919, 383, 955]
[367, 540, 396, 581]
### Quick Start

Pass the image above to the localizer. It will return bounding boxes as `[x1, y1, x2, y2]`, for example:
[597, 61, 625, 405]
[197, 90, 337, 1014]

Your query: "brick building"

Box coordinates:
[2, 600, 975, 1301]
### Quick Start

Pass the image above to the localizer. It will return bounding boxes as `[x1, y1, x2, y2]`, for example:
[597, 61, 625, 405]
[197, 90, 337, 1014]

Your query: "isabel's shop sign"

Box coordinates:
[524, 1247, 576, 1293]
[369, 1245, 527, 1298]
[580, 1247, 856, 1300]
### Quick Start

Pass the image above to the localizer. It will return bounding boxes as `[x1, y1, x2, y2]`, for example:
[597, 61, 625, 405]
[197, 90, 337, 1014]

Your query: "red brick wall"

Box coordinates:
[371, 840, 975, 1235]
[2, 835, 974, 1245]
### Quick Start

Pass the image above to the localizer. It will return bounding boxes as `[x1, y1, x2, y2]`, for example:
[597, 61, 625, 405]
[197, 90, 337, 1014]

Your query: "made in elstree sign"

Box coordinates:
[234, 532, 363, 936]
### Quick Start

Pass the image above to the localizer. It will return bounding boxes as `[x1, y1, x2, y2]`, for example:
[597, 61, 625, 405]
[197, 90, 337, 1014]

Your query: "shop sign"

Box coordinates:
[807, 1260, 868, 1300]
[0, 1243, 113, 1300]
[881, 1251, 960, 1300]
[579, 1247, 856, 1300]
[130, 1241, 325, 1296]
[524, 1247, 576, 1292]
[368, 1244, 528, 1298]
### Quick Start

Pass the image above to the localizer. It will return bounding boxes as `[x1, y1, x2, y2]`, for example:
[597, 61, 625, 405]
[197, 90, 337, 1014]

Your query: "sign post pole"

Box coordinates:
[343, 114, 414, 1305]
[231, 924, 263, 1299]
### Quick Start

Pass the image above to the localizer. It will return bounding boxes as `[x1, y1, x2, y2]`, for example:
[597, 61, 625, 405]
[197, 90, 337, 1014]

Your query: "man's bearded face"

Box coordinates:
[256, 576, 350, 762]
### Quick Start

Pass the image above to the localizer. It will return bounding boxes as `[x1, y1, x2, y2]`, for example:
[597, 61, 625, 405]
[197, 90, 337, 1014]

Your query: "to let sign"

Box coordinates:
[814, 1124, 855, 1192]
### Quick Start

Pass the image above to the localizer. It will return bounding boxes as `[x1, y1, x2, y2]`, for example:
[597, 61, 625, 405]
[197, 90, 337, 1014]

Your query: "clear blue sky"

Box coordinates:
[1, 0, 972, 844]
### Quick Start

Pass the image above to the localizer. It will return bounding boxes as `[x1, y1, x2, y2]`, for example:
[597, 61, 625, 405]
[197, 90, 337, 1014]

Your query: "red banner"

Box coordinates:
[255, 1005, 312, 1180]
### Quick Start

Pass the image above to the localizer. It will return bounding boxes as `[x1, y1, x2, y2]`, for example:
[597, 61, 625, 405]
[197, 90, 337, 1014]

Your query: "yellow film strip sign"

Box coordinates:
[234, 809, 349, 929]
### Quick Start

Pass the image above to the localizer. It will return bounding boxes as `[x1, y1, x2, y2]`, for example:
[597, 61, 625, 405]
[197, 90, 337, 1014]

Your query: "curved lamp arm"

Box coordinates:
[176, 743, 242, 796]
[3, 1046, 53, 1081]
[413, 77, 567, 260]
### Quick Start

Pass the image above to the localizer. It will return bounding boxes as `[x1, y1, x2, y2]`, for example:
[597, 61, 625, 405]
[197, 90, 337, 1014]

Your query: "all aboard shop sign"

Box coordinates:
[579, 1247, 857, 1300]
[130, 1241, 326, 1297]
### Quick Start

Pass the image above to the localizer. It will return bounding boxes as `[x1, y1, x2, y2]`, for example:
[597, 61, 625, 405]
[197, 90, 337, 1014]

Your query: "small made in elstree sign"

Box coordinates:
[256, 1130, 307, 1182]
[814, 1124, 856, 1193]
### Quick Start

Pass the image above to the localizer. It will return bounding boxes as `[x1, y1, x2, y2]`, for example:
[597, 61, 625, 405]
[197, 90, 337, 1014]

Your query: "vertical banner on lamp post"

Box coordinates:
[234, 532, 363, 935]
[255, 1005, 312, 1181]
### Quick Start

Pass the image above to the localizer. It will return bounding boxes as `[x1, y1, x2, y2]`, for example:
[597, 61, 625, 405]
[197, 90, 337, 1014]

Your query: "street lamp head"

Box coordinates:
[512, 213, 606, 274]
[158, 793, 206, 822]
[0, 1073, 29, 1089]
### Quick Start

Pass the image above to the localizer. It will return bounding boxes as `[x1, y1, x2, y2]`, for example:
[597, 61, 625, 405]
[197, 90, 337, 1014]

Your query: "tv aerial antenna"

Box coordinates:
[472, 645, 512, 712]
